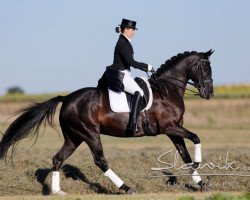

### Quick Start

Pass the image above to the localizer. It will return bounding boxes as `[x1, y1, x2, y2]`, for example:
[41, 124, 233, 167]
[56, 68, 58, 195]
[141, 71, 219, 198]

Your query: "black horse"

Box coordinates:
[0, 50, 214, 194]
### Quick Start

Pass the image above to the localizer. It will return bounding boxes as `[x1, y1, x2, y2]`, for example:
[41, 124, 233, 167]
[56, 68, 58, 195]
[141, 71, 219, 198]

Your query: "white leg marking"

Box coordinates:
[190, 169, 202, 183]
[194, 143, 202, 163]
[52, 171, 61, 193]
[104, 168, 124, 188]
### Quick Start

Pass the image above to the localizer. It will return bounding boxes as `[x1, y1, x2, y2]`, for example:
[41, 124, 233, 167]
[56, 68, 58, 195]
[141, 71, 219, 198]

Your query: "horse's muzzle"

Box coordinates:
[206, 92, 214, 100]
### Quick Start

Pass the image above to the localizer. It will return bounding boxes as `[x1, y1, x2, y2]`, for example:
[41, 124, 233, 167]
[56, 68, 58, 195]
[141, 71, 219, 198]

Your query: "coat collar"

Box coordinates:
[120, 34, 131, 43]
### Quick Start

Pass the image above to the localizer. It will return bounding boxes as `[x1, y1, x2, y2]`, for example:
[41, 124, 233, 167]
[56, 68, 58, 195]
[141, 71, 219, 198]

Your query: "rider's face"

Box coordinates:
[123, 28, 135, 39]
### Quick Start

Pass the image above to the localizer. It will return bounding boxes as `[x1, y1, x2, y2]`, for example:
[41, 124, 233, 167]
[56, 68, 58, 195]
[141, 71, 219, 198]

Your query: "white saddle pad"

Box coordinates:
[108, 77, 153, 113]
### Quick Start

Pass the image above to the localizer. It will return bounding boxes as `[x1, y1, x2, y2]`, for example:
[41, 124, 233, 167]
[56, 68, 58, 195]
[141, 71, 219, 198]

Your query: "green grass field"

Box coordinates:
[0, 85, 250, 200]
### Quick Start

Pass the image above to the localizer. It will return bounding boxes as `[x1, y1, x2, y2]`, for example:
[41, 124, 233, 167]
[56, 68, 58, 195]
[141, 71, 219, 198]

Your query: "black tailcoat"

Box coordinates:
[110, 34, 148, 72]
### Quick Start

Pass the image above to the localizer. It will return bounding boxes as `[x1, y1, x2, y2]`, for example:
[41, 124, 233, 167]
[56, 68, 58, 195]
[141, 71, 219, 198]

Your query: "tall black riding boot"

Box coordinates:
[126, 91, 142, 136]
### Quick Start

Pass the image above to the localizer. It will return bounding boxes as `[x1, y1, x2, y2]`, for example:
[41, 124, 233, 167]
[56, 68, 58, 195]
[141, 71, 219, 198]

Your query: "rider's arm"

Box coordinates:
[118, 42, 149, 72]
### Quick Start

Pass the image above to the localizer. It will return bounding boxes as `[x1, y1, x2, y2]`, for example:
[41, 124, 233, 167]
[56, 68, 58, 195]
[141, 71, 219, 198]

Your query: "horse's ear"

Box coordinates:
[204, 49, 215, 59]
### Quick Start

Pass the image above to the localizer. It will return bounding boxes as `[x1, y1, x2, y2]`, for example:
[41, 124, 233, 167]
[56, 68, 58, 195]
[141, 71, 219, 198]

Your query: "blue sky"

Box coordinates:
[1, 0, 250, 95]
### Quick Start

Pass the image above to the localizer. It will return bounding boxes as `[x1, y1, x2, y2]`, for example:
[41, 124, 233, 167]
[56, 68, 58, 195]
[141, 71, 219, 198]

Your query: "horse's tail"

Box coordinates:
[0, 95, 64, 160]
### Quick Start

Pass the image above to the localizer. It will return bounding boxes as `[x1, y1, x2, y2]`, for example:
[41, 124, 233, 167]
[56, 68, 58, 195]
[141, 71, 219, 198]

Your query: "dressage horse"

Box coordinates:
[0, 50, 214, 194]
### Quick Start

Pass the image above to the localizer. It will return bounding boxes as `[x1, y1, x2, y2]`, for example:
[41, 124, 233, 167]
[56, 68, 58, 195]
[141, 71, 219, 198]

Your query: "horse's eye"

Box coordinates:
[204, 65, 211, 72]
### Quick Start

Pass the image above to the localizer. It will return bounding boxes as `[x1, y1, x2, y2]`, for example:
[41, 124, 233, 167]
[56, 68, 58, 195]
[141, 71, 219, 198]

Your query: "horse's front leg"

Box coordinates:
[166, 126, 205, 190]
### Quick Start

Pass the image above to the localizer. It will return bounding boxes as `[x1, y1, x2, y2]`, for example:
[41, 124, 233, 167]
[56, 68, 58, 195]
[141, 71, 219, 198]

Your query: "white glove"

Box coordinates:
[147, 64, 154, 72]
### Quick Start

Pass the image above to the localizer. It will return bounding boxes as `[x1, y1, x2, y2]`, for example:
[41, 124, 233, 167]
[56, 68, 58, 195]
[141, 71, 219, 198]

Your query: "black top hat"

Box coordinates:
[119, 18, 138, 30]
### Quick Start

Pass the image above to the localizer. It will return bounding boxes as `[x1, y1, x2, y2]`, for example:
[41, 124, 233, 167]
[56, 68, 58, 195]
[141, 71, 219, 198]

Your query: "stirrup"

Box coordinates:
[142, 114, 154, 136]
[126, 122, 138, 136]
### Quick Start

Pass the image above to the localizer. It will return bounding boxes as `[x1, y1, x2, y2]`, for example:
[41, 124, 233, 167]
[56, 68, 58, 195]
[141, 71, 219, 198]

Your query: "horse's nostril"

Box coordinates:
[206, 93, 213, 100]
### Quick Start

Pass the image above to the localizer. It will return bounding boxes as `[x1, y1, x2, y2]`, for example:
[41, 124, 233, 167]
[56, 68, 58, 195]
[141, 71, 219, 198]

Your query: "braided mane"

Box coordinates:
[156, 51, 202, 76]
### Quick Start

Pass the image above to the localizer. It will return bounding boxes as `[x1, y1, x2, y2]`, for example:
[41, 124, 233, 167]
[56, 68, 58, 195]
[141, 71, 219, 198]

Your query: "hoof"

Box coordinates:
[200, 183, 212, 192]
[162, 171, 177, 185]
[126, 188, 137, 194]
[52, 190, 67, 196]
[119, 183, 136, 194]
[184, 183, 198, 192]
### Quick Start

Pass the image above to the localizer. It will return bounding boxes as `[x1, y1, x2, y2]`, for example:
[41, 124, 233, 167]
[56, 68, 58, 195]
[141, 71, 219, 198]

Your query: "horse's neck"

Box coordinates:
[159, 65, 188, 97]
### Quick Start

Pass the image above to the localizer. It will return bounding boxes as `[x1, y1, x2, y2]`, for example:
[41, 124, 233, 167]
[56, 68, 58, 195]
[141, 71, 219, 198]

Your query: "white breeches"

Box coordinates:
[121, 70, 144, 96]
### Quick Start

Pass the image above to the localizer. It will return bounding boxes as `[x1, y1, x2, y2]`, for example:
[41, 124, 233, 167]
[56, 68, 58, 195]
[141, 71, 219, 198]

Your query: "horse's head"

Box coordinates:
[152, 50, 214, 100]
[187, 49, 214, 100]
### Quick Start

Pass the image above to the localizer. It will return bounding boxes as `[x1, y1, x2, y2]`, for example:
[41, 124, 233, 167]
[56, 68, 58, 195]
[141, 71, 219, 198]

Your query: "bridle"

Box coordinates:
[191, 59, 213, 97]
[148, 58, 213, 98]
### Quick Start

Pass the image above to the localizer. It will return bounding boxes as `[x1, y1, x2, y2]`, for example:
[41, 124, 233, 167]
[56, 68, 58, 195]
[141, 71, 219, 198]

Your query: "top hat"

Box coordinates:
[119, 19, 138, 30]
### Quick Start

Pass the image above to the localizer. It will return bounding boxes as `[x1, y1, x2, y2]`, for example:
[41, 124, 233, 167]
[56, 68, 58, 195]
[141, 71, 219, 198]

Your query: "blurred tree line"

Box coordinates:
[6, 86, 25, 95]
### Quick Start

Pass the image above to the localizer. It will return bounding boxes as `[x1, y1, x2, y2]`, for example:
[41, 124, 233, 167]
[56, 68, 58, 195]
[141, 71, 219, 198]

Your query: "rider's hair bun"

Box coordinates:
[115, 26, 121, 33]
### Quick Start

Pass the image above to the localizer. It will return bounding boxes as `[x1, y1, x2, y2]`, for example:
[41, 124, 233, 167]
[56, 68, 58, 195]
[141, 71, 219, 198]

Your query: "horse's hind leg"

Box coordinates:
[51, 133, 82, 195]
[86, 133, 136, 194]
